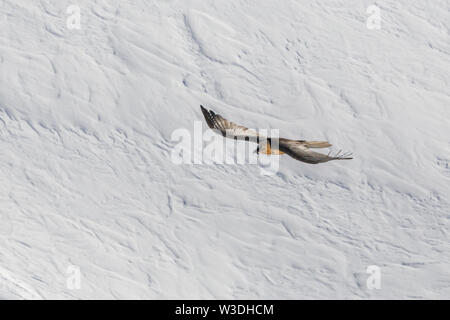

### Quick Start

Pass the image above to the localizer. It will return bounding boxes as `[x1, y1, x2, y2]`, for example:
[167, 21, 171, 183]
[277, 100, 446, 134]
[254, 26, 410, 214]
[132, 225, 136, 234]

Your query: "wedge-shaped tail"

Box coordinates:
[303, 141, 332, 148]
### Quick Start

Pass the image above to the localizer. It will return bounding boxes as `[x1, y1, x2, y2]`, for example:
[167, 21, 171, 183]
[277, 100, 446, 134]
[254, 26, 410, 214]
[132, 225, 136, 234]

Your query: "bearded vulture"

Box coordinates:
[200, 105, 353, 164]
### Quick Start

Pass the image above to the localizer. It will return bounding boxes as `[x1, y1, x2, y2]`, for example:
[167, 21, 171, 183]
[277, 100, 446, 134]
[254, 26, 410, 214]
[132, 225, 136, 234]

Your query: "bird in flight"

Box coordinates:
[200, 105, 353, 164]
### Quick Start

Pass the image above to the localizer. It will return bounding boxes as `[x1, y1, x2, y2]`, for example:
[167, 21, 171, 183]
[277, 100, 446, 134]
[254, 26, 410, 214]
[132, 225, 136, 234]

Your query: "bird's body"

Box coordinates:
[257, 139, 285, 155]
[200, 105, 353, 164]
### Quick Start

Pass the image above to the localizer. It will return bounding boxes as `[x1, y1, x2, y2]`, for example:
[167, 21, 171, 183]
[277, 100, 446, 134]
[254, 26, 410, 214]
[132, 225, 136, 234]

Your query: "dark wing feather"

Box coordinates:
[200, 105, 260, 141]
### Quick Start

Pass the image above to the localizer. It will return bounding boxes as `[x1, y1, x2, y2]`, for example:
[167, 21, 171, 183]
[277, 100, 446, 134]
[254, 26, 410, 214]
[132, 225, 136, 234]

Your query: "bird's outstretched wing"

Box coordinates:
[200, 105, 260, 141]
[279, 139, 353, 164]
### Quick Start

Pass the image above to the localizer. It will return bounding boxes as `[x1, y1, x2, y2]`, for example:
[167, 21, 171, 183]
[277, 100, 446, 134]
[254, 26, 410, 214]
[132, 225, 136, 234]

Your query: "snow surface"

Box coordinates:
[0, 0, 449, 299]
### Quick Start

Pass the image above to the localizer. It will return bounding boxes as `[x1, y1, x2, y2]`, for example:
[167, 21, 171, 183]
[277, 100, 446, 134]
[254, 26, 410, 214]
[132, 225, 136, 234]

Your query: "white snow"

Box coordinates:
[0, 0, 449, 299]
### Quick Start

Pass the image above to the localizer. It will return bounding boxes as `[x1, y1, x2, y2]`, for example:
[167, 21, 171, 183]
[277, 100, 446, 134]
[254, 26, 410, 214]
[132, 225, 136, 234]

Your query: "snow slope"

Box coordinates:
[0, 0, 449, 299]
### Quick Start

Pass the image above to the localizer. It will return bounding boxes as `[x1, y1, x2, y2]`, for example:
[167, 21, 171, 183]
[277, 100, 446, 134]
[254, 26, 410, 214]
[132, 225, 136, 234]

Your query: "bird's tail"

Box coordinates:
[303, 141, 332, 148]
